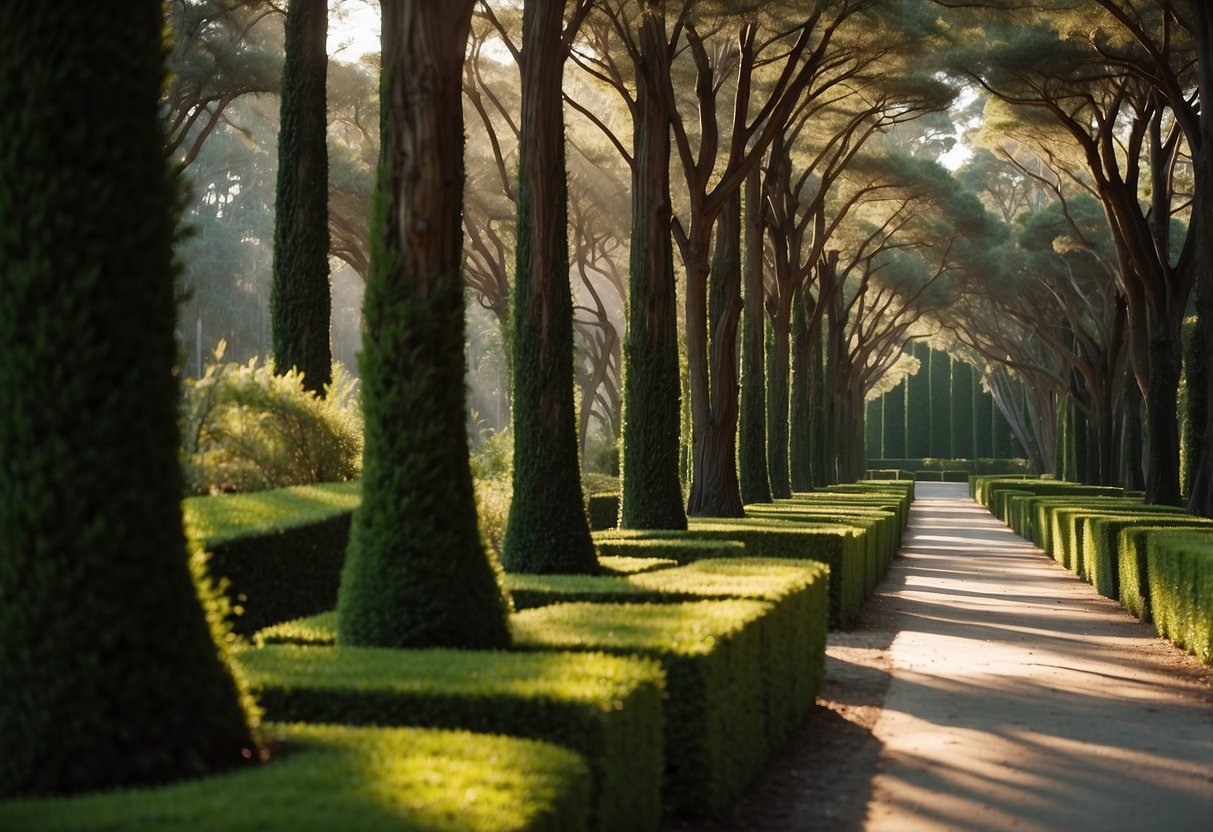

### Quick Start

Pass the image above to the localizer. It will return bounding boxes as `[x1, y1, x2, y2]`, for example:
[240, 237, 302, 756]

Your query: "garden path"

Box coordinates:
[865, 482, 1213, 831]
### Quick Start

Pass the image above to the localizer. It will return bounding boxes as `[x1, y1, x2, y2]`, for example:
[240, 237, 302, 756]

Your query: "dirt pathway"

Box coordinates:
[665, 481, 1213, 832]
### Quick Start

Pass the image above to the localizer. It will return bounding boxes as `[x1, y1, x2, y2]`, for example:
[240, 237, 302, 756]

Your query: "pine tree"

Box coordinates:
[0, 3, 258, 796]
[337, 1, 511, 647]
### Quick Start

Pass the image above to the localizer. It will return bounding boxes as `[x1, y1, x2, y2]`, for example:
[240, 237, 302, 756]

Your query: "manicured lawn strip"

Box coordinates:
[237, 646, 664, 832]
[1119, 524, 1213, 622]
[182, 482, 360, 636]
[0, 723, 589, 832]
[510, 601, 771, 819]
[1147, 532, 1213, 664]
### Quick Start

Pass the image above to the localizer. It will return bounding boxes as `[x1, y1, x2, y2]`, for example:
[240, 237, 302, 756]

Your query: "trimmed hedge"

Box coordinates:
[238, 646, 663, 832]
[587, 494, 621, 531]
[595, 522, 862, 628]
[502, 559, 829, 748]
[1022, 496, 1143, 560]
[1147, 532, 1213, 663]
[183, 482, 360, 636]
[1118, 523, 1213, 621]
[0, 723, 590, 832]
[981, 480, 1122, 526]
[871, 458, 1034, 476]
[593, 538, 745, 565]
[598, 556, 679, 575]
[511, 601, 772, 818]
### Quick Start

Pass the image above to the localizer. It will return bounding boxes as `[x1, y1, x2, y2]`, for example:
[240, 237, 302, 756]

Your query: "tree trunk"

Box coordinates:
[271, 0, 332, 394]
[767, 298, 793, 498]
[1188, 8, 1213, 515]
[688, 193, 745, 517]
[504, 0, 598, 572]
[739, 166, 771, 504]
[0, 3, 258, 797]
[789, 286, 813, 490]
[338, 0, 512, 646]
[1144, 332, 1184, 505]
[620, 4, 687, 529]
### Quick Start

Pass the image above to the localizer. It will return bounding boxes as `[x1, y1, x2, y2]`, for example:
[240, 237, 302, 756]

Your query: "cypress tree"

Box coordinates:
[905, 341, 932, 458]
[503, 0, 598, 572]
[865, 397, 884, 462]
[0, 4, 258, 796]
[882, 381, 907, 459]
[270, 0, 332, 394]
[951, 360, 975, 459]
[974, 378, 994, 458]
[811, 320, 831, 486]
[789, 287, 813, 491]
[929, 349, 952, 458]
[337, 1, 511, 648]
[993, 398, 1019, 459]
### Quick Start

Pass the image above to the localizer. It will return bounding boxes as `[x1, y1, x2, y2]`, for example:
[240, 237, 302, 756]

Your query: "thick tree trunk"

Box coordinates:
[767, 300, 793, 498]
[0, 3, 258, 796]
[620, 5, 686, 529]
[338, 1, 512, 646]
[271, 0, 331, 394]
[504, 0, 598, 572]
[688, 193, 745, 517]
[739, 166, 771, 505]
[1188, 9, 1213, 515]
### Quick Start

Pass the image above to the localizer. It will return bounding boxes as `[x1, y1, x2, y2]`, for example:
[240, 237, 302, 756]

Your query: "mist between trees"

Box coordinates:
[171, 0, 1213, 517]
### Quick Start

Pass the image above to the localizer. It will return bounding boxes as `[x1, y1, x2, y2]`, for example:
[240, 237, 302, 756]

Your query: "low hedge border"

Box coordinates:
[1027, 497, 1144, 561]
[593, 538, 745, 565]
[1147, 532, 1213, 663]
[1067, 508, 1182, 593]
[1118, 523, 1213, 621]
[0, 723, 590, 832]
[237, 646, 664, 832]
[183, 483, 361, 637]
[598, 556, 679, 575]
[510, 600, 772, 819]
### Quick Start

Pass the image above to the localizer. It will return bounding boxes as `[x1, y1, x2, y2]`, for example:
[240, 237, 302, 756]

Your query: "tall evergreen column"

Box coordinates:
[271, 0, 332, 394]
[503, 0, 599, 571]
[0, 3, 257, 797]
[882, 380, 907, 459]
[929, 350, 952, 458]
[739, 165, 772, 504]
[789, 287, 813, 491]
[337, 0, 511, 647]
[951, 360, 975, 459]
[905, 341, 932, 458]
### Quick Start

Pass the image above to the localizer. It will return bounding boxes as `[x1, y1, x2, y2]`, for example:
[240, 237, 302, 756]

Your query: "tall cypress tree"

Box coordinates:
[503, 0, 598, 573]
[0, 4, 258, 796]
[974, 377, 994, 458]
[270, 0, 332, 394]
[337, 1, 511, 648]
[929, 350, 952, 458]
[951, 360, 975, 459]
[865, 397, 884, 462]
[905, 341, 932, 458]
[882, 381, 907, 459]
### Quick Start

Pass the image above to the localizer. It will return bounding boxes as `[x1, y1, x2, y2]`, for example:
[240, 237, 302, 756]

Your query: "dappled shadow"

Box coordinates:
[866, 491, 1213, 831]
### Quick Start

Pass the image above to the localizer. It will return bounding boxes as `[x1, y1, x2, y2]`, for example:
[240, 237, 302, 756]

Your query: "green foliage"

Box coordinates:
[180, 348, 362, 495]
[905, 342, 931, 457]
[0, 3, 258, 797]
[511, 599, 801, 819]
[0, 723, 591, 832]
[928, 350, 952, 457]
[1147, 532, 1213, 663]
[1081, 513, 1211, 603]
[587, 494, 621, 531]
[598, 555, 679, 575]
[1118, 524, 1213, 622]
[239, 645, 663, 832]
[593, 537, 746, 564]
[183, 483, 361, 635]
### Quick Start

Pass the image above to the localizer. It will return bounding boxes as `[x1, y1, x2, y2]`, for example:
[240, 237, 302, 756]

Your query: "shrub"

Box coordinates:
[511, 601, 772, 819]
[587, 494, 620, 531]
[1117, 522, 1213, 621]
[593, 537, 746, 564]
[1147, 532, 1213, 662]
[239, 646, 662, 832]
[181, 348, 362, 495]
[0, 723, 590, 832]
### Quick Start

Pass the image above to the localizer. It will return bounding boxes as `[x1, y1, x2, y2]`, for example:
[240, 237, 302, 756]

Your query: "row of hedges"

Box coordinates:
[869, 457, 1034, 475]
[248, 555, 831, 823]
[105, 478, 903, 828]
[975, 477, 1213, 664]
